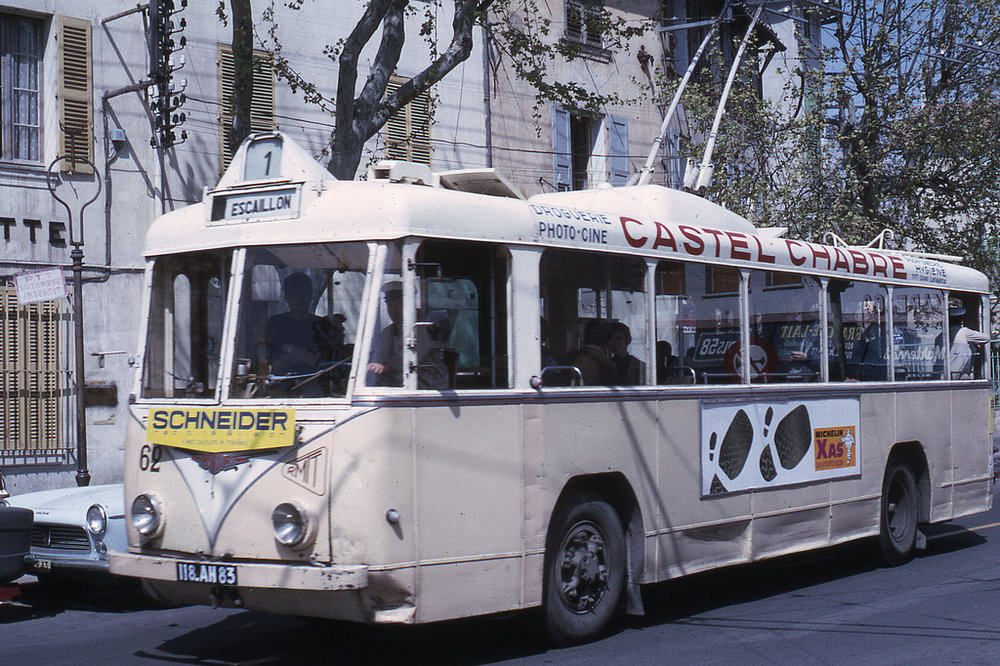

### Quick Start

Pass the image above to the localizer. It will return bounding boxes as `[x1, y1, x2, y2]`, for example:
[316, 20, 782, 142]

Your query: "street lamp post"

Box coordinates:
[45, 156, 102, 487]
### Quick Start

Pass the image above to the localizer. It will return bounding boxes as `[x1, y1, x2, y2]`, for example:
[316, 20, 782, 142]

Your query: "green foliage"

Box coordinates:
[252, 0, 653, 171]
[487, 1, 651, 119]
[671, 0, 1000, 295]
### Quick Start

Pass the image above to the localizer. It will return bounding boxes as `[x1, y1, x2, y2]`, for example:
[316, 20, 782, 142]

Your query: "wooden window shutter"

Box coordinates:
[384, 76, 432, 166]
[551, 105, 572, 191]
[565, 0, 604, 48]
[0, 286, 19, 452]
[0, 285, 63, 454]
[608, 115, 629, 186]
[218, 44, 276, 172]
[58, 16, 93, 174]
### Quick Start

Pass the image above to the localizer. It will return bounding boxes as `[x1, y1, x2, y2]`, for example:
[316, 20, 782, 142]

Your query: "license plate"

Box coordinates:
[31, 557, 52, 572]
[175, 561, 238, 586]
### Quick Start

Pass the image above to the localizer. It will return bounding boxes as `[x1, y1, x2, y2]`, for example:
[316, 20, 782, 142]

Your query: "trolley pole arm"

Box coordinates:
[694, 1, 764, 193]
[637, 0, 732, 187]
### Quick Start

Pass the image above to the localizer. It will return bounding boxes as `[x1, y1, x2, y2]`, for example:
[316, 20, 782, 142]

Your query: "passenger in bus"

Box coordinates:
[608, 322, 644, 385]
[368, 282, 404, 386]
[540, 317, 558, 368]
[262, 272, 344, 382]
[946, 302, 990, 379]
[655, 340, 677, 383]
[367, 282, 451, 389]
[848, 323, 889, 380]
[563, 320, 617, 386]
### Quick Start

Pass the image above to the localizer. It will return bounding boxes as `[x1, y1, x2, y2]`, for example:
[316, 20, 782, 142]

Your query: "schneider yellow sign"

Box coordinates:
[146, 408, 296, 453]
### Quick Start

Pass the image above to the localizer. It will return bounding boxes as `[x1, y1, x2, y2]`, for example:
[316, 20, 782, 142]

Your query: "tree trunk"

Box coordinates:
[326, 0, 488, 179]
[230, 0, 254, 151]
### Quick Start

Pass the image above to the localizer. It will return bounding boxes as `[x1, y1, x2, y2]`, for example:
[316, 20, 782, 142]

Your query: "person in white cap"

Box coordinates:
[368, 281, 404, 386]
[948, 301, 989, 379]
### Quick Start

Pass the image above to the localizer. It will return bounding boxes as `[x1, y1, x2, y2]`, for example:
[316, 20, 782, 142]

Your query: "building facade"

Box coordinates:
[0, 0, 488, 492]
[1, 0, 819, 492]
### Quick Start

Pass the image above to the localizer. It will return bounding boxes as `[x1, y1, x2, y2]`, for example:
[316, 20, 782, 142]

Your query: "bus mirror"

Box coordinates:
[530, 375, 543, 390]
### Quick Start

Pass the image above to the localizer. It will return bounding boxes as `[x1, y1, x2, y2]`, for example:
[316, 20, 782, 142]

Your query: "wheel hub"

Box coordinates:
[558, 521, 609, 613]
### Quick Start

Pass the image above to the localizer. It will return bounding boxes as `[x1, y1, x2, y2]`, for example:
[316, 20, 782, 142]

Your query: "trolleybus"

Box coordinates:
[111, 132, 994, 644]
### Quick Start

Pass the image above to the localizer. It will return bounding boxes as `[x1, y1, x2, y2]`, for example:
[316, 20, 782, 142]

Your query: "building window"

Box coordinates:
[565, 0, 605, 49]
[570, 114, 597, 190]
[0, 14, 43, 163]
[553, 106, 629, 190]
[384, 75, 432, 165]
[1, 284, 68, 465]
[218, 44, 276, 172]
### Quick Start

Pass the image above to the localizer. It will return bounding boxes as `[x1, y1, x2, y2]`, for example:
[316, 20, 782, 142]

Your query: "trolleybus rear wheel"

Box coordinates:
[544, 496, 626, 645]
[878, 459, 918, 566]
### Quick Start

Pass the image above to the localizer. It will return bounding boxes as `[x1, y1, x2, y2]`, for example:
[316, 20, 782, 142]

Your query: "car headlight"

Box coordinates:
[130, 493, 164, 539]
[86, 503, 108, 537]
[272, 502, 311, 548]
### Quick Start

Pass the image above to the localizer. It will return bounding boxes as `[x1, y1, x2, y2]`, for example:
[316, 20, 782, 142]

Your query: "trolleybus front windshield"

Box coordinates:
[142, 250, 231, 399]
[231, 242, 369, 399]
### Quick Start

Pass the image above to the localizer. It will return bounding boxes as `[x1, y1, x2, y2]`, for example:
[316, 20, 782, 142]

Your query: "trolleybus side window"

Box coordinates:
[654, 260, 738, 385]
[892, 287, 945, 381]
[828, 280, 889, 381]
[412, 240, 510, 390]
[142, 250, 231, 398]
[231, 242, 368, 398]
[366, 242, 405, 388]
[748, 270, 822, 383]
[541, 249, 647, 386]
[946, 291, 989, 380]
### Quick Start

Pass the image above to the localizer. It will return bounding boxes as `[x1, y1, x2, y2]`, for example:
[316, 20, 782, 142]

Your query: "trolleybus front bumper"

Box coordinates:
[110, 550, 368, 591]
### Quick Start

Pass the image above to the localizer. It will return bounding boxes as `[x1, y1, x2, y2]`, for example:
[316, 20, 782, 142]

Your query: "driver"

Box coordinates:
[262, 272, 343, 378]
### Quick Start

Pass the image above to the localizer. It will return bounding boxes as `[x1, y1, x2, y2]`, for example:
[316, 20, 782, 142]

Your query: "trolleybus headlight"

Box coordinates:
[86, 503, 108, 537]
[131, 493, 164, 539]
[272, 502, 310, 548]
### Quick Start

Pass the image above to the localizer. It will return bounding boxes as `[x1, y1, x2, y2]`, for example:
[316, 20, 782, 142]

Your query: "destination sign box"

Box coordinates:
[209, 187, 300, 224]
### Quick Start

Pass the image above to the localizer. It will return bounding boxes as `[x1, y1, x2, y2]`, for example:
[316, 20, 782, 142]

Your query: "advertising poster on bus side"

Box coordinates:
[700, 398, 861, 495]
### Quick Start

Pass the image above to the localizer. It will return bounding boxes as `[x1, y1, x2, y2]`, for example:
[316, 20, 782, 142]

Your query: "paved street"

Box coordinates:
[4, 476, 999, 665]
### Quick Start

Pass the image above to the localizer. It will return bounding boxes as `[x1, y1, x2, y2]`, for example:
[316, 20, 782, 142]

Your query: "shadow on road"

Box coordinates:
[636, 526, 987, 629]
[0, 577, 148, 625]
[143, 609, 549, 665]
[127, 525, 992, 664]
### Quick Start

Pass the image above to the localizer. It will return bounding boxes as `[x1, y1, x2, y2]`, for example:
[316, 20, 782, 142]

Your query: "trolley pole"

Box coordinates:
[46, 154, 102, 487]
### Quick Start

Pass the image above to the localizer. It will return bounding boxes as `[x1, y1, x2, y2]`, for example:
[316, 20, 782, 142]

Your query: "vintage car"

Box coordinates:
[6, 484, 125, 582]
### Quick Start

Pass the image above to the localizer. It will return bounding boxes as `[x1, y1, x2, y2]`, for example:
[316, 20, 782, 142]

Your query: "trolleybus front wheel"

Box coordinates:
[878, 459, 918, 566]
[544, 495, 626, 646]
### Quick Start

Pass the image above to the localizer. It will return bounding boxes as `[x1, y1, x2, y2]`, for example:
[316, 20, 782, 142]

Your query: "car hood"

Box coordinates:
[8, 484, 125, 522]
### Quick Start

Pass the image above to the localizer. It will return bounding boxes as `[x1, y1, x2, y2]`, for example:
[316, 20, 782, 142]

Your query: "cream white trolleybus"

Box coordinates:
[111, 133, 993, 645]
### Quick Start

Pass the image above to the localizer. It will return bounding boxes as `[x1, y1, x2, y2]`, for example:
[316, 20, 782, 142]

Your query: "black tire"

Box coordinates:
[544, 496, 626, 646]
[878, 459, 918, 566]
